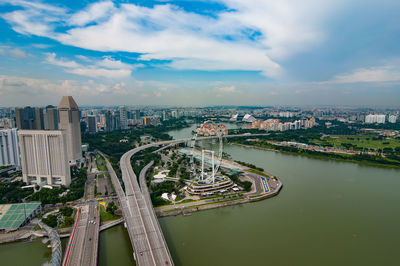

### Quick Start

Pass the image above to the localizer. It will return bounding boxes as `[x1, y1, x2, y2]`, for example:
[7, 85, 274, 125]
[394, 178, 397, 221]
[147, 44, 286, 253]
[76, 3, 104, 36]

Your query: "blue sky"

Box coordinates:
[0, 0, 399, 107]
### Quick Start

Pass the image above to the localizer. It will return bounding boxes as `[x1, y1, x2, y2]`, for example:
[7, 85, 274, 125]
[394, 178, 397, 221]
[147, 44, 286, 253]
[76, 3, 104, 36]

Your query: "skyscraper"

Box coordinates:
[87, 116, 97, 133]
[105, 111, 113, 132]
[34, 107, 44, 130]
[120, 106, 128, 130]
[15, 106, 36, 129]
[58, 96, 82, 163]
[18, 130, 70, 186]
[0, 128, 21, 169]
[44, 105, 58, 130]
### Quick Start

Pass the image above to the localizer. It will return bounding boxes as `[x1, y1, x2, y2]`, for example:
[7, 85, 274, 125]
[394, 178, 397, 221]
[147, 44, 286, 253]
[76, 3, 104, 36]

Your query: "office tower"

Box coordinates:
[105, 111, 113, 132]
[135, 110, 140, 120]
[87, 116, 97, 133]
[388, 115, 398, 123]
[144, 116, 150, 127]
[113, 113, 120, 130]
[34, 107, 44, 130]
[80, 120, 87, 133]
[15, 107, 35, 129]
[365, 114, 386, 124]
[44, 105, 58, 130]
[58, 96, 82, 163]
[18, 130, 70, 186]
[120, 106, 128, 129]
[0, 128, 21, 169]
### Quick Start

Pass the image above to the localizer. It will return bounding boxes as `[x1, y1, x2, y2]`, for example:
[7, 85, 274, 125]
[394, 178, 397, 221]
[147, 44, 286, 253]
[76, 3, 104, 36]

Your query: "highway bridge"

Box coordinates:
[101, 133, 269, 266]
[62, 159, 100, 266]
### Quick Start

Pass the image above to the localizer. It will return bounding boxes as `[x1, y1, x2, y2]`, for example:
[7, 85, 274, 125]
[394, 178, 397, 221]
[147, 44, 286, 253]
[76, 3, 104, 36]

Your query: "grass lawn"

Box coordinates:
[247, 169, 270, 178]
[96, 155, 107, 171]
[99, 206, 121, 223]
[314, 134, 400, 150]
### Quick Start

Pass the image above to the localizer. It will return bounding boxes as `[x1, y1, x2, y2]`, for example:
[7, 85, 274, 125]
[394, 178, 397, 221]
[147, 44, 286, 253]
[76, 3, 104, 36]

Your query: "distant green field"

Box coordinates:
[313, 135, 400, 150]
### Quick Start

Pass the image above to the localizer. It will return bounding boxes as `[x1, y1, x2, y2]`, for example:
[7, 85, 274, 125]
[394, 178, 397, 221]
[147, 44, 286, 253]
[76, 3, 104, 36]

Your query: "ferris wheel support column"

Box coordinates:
[212, 151, 215, 184]
[201, 150, 204, 181]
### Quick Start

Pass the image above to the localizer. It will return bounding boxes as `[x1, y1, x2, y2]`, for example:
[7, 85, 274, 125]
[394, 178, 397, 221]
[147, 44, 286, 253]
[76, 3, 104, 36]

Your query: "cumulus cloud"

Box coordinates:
[45, 52, 80, 68]
[0, 75, 129, 100]
[217, 85, 236, 92]
[0, 0, 338, 77]
[0, 45, 30, 58]
[67, 67, 131, 78]
[68, 1, 115, 26]
[44, 53, 133, 78]
[322, 65, 400, 84]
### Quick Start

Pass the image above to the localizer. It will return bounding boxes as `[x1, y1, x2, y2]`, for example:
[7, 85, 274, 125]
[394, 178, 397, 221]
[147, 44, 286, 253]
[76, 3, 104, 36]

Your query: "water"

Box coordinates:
[160, 144, 400, 266]
[163, 124, 400, 266]
[0, 238, 53, 266]
[1, 124, 399, 265]
[98, 224, 134, 266]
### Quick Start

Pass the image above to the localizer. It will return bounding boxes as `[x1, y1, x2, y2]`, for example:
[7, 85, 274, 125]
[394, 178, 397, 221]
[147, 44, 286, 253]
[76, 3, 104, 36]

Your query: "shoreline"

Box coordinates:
[232, 143, 400, 169]
[155, 179, 283, 218]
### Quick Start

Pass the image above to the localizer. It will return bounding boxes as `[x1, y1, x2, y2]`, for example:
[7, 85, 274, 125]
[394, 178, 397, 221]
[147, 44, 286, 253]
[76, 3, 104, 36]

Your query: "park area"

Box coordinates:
[314, 134, 400, 151]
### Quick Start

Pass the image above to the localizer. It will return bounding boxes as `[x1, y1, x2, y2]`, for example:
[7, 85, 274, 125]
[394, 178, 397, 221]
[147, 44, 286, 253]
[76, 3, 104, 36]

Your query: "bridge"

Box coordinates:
[101, 133, 268, 266]
[62, 158, 100, 266]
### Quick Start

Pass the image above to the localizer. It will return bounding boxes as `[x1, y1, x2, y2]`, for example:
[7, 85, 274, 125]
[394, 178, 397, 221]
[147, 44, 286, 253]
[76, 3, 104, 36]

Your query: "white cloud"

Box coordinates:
[0, 75, 129, 101]
[67, 67, 131, 78]
[322, 65, 400, 84]
[97, 56, 134, 70]
[217, 85, 236, 92]
[0, 45, 30, 58]
[45, 52, 80, 68]
[44, 53, 133, 78]
[68, 1, 115, 26]
[0, 0, 339, 77]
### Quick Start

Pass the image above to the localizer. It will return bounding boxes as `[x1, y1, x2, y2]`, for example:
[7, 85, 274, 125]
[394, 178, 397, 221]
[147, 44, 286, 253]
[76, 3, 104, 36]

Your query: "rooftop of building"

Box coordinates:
[0, 202, 41, 231]
[58, 96, 78, 109]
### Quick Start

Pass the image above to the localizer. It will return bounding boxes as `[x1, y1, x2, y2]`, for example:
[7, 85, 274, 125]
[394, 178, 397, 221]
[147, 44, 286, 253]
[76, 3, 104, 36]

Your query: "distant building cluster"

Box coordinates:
[365, 114, 386, 124]
[247, 117, 316, 131]
[195, 121, 228, 136]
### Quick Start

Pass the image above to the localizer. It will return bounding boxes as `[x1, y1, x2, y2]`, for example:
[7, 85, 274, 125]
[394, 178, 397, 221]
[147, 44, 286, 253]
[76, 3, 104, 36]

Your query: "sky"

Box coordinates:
[0, 0, 399, 107]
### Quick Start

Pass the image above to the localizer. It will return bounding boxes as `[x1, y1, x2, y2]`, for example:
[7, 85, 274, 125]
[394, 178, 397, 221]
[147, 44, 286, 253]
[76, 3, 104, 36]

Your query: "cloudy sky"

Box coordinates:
[0, 0, 399, 107]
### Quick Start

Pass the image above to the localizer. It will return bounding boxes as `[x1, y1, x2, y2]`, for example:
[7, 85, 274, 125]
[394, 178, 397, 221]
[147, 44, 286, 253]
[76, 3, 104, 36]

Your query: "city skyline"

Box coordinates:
[0, 0, 400, 107]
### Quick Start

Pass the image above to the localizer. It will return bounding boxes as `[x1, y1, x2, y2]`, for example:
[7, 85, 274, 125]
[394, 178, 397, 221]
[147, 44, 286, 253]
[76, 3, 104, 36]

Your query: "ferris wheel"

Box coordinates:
[189, 121, 225, 183]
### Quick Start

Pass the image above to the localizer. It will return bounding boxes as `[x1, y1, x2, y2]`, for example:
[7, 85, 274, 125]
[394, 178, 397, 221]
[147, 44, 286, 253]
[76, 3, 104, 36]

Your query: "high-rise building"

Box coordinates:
[0, 128, 21, 169]
[58, 96, 82, 163]
[388, 115, 398, 123]
[135, 110, 140, 120]
[87, 116, 97, 133]
[120, 106, 128, 129]
[34, 107, 44, 130]
[18, 130, 70, 186]
[15, 107, 35, 129]
[113, 113, 120, 130]
[44, 105, 58, 130]
[143, 116, 150, 127]
[365, 114, 386, 124]
[105, 111, 113, 132]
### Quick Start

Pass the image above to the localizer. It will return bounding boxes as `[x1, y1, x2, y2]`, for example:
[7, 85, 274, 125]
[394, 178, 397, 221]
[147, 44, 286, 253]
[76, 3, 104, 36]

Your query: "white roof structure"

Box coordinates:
[153, 170, 169, 179]
[161, 193, 169, 201]
[243, 114, 256, 122]
[171, 193, 177, 201]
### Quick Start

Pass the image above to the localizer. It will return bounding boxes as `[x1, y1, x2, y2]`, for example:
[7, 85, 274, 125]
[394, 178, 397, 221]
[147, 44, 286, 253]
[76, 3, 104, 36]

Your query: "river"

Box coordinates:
[1, 123, 399, 265]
